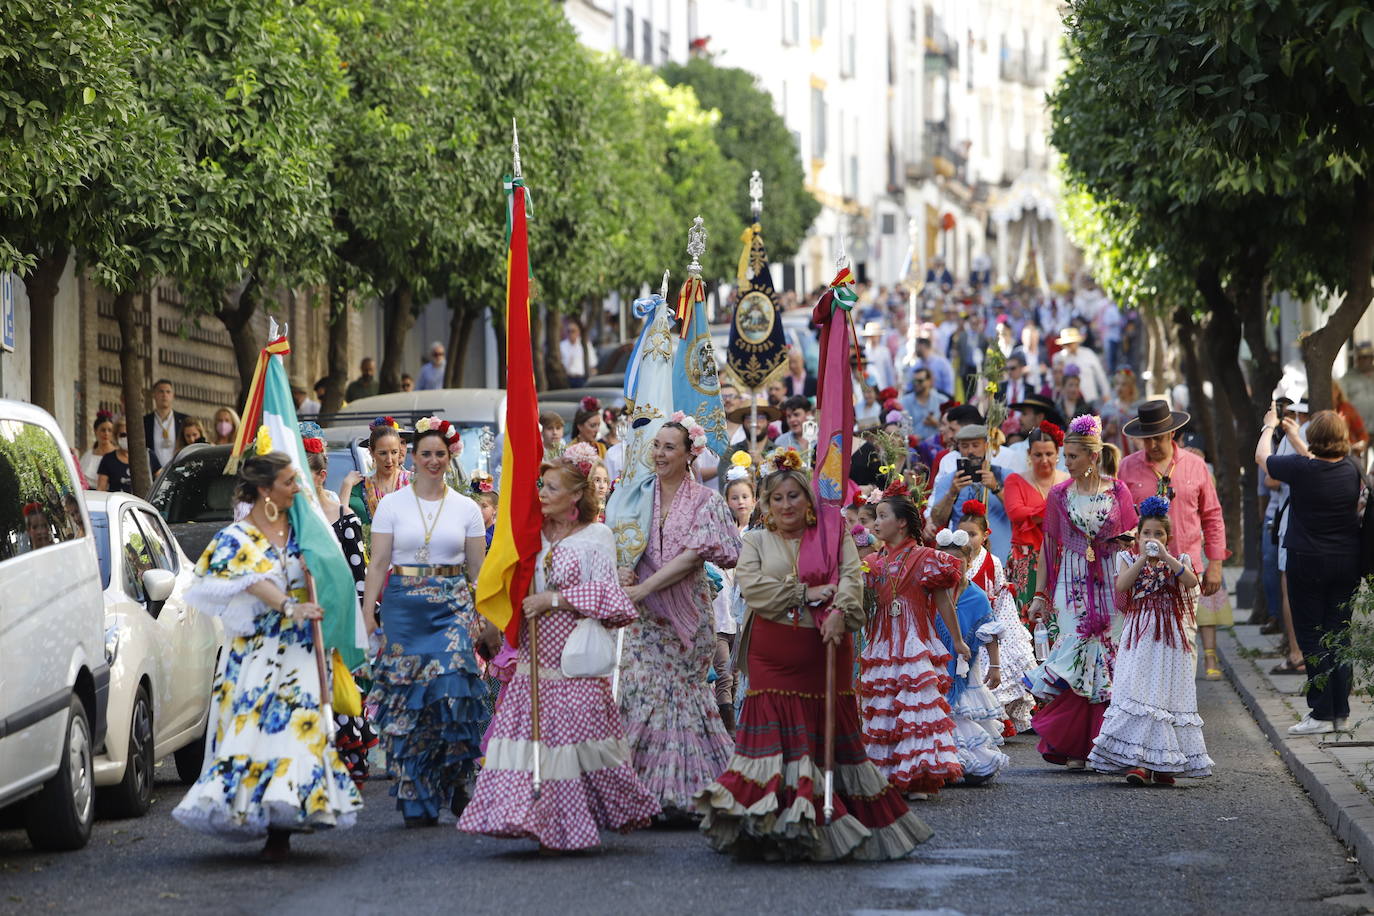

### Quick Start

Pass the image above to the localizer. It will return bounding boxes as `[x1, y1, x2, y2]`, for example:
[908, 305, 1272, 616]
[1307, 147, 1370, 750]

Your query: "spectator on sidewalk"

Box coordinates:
[1051, 327, 1111, 404]
[400, 373, 414, 392]
[144, 379, 188, 470]
[1332, 379, 1369, 458]
[298, 378, 326, 418]
[1340, 342, 1374, 434]
[560, 320, 595, 388]
[1257, 408, 1363, 736]
[417, 342, 446, 390]
[345, 358, 378, 402]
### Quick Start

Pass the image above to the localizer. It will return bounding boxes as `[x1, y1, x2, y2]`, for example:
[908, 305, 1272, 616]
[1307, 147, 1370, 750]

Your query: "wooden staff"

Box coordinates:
[528, 616, 543, 800]
[306, 572, 337, 740]
[823, 638, 836, 825]
[611, 627, 625, 701]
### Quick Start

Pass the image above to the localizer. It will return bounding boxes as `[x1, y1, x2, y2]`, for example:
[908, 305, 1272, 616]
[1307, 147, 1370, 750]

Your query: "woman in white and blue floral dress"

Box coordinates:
[173, 452, 362, 862]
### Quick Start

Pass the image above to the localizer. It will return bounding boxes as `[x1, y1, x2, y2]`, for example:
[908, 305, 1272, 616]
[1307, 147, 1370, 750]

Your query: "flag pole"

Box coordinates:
[511, 118, 543, 801]
[821, 239, 850, 827]
[306, 571, 337, 740]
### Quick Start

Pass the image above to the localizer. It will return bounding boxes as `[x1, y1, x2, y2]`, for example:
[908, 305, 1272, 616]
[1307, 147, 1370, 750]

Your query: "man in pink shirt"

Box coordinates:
[1119, 400, 1229, 674]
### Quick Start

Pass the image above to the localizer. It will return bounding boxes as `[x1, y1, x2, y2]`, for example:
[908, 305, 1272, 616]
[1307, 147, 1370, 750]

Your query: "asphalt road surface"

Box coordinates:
[2, 675, 1369, 916]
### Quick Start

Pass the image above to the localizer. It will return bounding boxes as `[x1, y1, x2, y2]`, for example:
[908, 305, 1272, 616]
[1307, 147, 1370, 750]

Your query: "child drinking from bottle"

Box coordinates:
[1088, 496, 1214, 785]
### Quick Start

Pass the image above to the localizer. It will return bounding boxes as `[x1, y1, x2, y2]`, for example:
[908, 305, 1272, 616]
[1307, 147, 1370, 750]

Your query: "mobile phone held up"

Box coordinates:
[957, 457, 981, 480]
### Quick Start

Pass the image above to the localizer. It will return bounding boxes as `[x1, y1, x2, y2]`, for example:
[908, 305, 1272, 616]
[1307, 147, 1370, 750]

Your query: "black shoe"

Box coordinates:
[450, 785, 471, 818]
[1259, 620, 1283, 635]
[404, 815, 439, 828]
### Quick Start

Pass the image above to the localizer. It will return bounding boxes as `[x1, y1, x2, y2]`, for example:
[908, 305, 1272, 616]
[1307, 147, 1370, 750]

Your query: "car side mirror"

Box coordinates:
[142, 568, 176, 604]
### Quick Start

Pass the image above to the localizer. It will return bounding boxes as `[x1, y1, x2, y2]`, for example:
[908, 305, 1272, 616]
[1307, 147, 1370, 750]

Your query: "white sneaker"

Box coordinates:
[1288, 715, 1336, 736]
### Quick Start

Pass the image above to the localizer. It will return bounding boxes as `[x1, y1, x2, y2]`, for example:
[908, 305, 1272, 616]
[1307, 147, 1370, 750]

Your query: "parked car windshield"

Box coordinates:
[149, 446, 236, 526]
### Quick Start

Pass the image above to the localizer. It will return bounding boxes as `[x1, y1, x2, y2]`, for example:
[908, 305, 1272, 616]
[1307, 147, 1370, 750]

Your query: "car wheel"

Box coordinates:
[24, 696, 95, 850]
[172, 726, 206, 785]
[102, 685, 154, 818]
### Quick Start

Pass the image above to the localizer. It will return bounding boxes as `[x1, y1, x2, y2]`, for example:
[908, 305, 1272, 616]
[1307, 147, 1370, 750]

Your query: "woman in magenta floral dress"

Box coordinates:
[459, 444, 658, 851]
[618, 421, 742, 817]
[1024, 416, 1138, 769]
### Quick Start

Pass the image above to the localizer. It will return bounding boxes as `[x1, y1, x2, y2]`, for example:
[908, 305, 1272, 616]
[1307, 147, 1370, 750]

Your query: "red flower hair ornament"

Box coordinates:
[961, 498, 988, 518]
[1038, 420, 1065, 448]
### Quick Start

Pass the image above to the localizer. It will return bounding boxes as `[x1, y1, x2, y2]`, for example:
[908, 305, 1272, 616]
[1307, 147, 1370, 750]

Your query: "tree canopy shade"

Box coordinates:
[1052, 0, 1374, 413]
[661, 58, 820, 262]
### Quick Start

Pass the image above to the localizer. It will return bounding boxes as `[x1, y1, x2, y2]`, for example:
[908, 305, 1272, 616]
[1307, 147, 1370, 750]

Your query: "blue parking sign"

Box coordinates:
[1, 272, 12, 352]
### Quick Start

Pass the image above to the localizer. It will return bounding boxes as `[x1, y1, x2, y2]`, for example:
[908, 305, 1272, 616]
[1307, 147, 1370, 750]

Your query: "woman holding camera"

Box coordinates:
[1257, 407, 1363, 736]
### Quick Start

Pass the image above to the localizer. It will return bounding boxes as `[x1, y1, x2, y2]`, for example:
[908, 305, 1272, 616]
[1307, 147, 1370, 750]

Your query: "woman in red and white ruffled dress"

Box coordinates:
[458, 445, 659, 852]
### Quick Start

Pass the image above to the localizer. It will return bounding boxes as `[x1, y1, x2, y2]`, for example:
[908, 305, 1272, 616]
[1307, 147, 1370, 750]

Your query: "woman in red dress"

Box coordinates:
[1002, 422, 1069, 621]
[696, 468, 932, 861]
[860, 486, 969, 798]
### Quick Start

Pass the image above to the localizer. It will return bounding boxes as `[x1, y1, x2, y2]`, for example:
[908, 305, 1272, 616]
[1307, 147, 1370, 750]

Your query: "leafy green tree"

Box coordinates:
[0, 1, 144, 411]
[78, 0, 343, 494]
[661, 58, 820, 263]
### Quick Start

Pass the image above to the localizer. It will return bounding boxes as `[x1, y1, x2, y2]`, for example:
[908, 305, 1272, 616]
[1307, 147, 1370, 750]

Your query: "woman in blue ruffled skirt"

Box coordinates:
[361, 417, 495, 827]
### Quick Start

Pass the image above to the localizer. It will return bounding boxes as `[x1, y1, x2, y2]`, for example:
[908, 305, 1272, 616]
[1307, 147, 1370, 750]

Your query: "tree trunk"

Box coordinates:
[445, 298, 478, 388]
[25, 248, 66, 414]
[1174, 308, 1218, 458]
[113, 288, 153, 498]
[321, 285, 350, 417]
[216, 273, 262, 407]
[1145, 309, 1170, 396]
[531, 300, 548, 392]
[492, 306, 508, 382]
[1196, 261, 1260, 580]
[1303, 179, 1374, 413]
[379, 286, 415, 394]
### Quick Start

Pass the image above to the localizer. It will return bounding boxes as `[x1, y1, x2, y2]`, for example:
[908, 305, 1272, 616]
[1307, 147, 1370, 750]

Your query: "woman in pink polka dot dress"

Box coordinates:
[459, 446, 659, 851]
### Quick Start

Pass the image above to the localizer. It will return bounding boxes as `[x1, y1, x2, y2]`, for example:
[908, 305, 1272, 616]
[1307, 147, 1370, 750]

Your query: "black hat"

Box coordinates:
[1009, 392, 1066, 428]
[945, 404, 984, 426]
[1122, 399, 1191, 439]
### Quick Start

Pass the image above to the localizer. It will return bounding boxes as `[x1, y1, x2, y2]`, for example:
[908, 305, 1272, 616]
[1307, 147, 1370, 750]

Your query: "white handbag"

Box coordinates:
[560, 616, 617, 678]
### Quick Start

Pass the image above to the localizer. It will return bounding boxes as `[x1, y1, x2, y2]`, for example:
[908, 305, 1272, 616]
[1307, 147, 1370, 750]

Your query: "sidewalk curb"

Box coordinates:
[1217, 630, 1374, 881]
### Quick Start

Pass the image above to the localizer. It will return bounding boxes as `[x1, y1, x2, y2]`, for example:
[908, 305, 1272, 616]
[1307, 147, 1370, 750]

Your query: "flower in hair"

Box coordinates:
[878, 387, 898, 402]
[863, 487, 883, 505]
[1138, 495, 1171, 519]
[760, 447, 804, 476]
[961, 498, 987, 517]
[731, 451, 753, 468]
[850, 524, 873, 548]
[561, 441, 600, 477]
[96, 409, 113, 422]
[415, 415, 462, 455]
[254, 426, 273, 456]
[1068, 415, 1101, 438]
[725, 464, 752, 482]
[882, 477, 910, 499]
[1038, 420, 1065, 448]
[667, 411, 709, 457]
[885, 410, 904, 425]
[302, 437, 325, 455]
[22, 501, 43, 517]
[907, 434, 921, 449]
[580, 396, 601, 412]
[371, 416, 400, 431]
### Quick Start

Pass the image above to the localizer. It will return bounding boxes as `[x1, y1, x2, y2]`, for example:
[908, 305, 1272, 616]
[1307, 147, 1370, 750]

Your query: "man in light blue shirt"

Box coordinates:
[914, 337, 955, 397]
[929, 424, 1012, 559]
[417, 341, 446, 390]
[902, 367, 946, 439]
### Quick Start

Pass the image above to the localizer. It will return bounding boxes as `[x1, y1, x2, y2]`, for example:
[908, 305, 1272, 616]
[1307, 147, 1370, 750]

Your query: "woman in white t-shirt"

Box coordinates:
[361, 416, 495, 827]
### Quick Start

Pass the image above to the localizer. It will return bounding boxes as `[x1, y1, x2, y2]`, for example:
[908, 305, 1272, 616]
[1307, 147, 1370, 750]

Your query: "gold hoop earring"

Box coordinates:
[805, 508, 817, 526]
[264, 497, 280, 523]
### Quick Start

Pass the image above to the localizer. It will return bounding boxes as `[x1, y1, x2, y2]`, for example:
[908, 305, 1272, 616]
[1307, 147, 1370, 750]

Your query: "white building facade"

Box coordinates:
[564, 0, 1071, 296]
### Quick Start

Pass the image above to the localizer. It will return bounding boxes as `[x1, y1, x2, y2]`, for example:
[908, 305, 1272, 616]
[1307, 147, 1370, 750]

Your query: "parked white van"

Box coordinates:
[0, 400, 108, 849]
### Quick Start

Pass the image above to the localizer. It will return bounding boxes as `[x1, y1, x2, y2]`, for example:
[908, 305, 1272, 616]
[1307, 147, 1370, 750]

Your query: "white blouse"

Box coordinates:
[372, 485, 484, 566]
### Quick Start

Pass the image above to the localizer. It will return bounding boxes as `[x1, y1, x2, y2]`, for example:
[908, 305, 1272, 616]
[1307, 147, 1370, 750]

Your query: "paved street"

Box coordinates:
[2, 673, 1369, 916]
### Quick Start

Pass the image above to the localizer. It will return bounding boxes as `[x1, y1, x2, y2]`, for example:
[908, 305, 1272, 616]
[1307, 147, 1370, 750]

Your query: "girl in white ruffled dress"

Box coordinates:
[958, 504, 1037, 735]
[1088, 496, 1213, 785]
[934, 528, 1009, 786]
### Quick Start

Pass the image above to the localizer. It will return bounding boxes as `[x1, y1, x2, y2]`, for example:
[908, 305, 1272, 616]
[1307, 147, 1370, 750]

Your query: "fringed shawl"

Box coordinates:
[1042, 478, 1138, 639]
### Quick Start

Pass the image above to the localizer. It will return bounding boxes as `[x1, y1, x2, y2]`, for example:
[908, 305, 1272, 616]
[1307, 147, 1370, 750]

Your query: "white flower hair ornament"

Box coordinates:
[560, 441, 600, 477]
[935, 528, 970, 548]
[414, 416, 462, 456]
[668, 411, 709, 458]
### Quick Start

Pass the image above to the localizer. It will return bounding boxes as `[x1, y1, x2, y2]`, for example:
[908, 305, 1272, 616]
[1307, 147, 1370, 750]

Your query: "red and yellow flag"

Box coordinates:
[476, 176, 545, 644]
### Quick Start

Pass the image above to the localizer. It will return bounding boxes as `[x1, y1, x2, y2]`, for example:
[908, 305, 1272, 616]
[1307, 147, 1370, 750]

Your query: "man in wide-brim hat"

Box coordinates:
[999, 392, 1068, 475]
[1051, 324, 1110, 404]
[1118, 399, 1229, 678]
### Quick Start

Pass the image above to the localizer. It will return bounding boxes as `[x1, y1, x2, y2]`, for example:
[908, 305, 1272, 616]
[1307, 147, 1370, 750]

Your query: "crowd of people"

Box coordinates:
[157, 277, 1374, 866]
